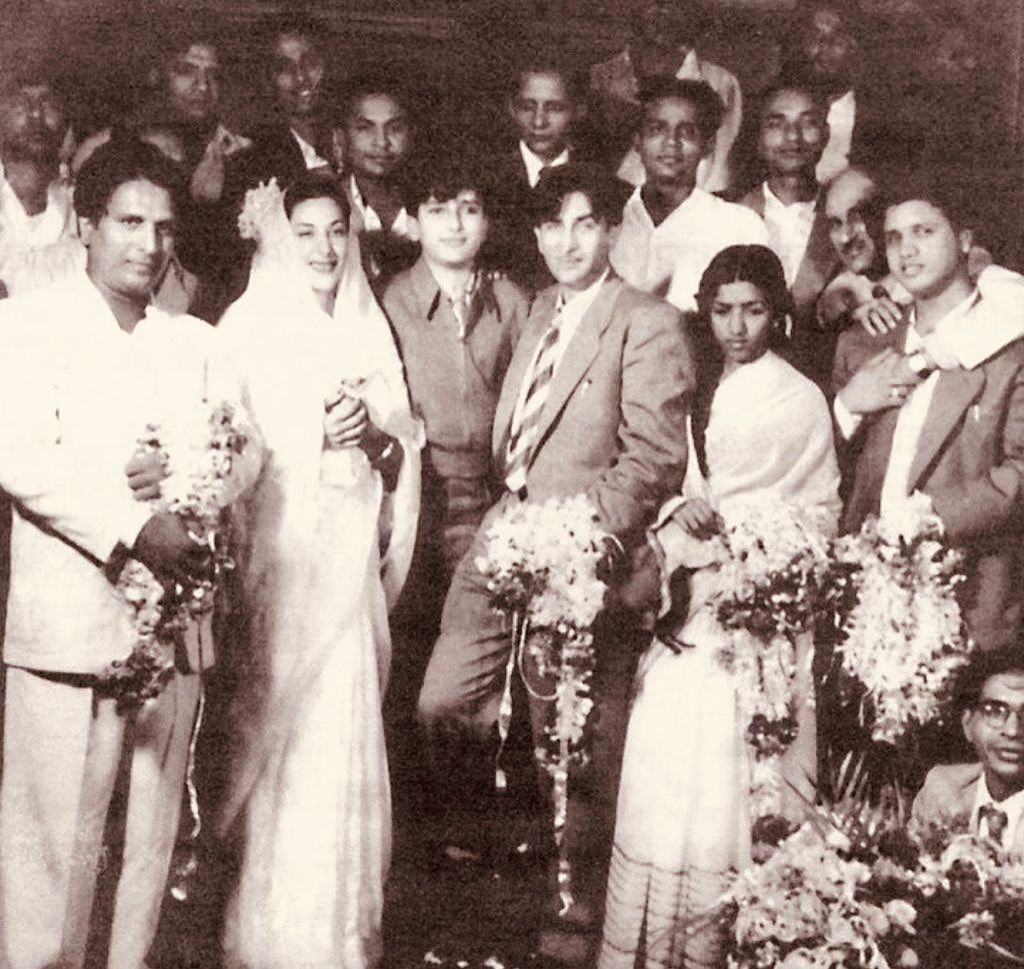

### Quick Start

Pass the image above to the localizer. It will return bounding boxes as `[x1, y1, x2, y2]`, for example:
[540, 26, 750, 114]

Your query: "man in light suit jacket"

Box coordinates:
[418, 164, 693, 963]
[737, 80, 839, 386]
[0, 140, 260, 969]
[832, 175, 1024, 652]
[914, 645, 1024, 855]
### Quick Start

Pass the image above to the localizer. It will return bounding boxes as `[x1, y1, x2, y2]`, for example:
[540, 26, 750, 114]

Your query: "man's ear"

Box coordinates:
[961, 706, 974, 744]
[330, 127, 346, 171]
[78, 215, 94, 247]
[958, 228, 974, 257]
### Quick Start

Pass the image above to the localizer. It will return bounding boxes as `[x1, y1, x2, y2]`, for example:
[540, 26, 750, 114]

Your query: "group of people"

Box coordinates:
[0, 1, 1022, 968]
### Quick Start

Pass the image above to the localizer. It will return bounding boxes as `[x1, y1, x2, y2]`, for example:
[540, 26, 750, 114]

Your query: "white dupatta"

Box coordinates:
[217, 180, 422, 830]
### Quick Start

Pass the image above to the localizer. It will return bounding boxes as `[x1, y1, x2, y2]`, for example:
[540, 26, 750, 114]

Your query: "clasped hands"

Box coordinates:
[323, 389, 392, 459]
[123, 451, 211, 586]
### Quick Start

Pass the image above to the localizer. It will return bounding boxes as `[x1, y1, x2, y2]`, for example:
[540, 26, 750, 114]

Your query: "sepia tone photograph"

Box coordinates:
[0, 0, 1022, 967]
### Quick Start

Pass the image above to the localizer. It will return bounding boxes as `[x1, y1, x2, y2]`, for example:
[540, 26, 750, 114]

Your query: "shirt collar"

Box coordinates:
[349, 174, 411, 237]
[762, 182, 818, 215]
[519, 141, 570, 189]
[555, 268, 609, 329]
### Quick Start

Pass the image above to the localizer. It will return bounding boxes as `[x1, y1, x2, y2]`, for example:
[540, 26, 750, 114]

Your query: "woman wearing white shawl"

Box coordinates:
[600, 246, 840, 969]
[217, 177, 421, 969]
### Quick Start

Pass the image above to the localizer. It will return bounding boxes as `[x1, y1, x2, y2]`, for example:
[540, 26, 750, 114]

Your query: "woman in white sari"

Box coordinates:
[217, 177, 421, 969]
[599, 245, 840, 969]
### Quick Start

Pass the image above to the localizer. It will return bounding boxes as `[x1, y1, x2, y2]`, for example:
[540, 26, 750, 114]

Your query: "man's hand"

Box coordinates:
[125, 451, 169, 502]
[852, 293, 903, 336]
[674, 498, 721, 541]
[324, 393, 369, 449]
[837, 349, 920, 416]
[131, 512, 210, 585]
[615, 540, 663, 613]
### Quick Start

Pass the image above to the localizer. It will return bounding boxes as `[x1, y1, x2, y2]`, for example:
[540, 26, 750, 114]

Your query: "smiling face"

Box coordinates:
[758, 88, 827, 179]
[963, 671, 1024, 801]
[164, 42, 220, 124]
[342, 92, 411, 181]
[289, 196, 348, 299]
[271, 32, 325, 121]
[81, 178, 175, 304]
[414, 189, 488, 271]
[708, 279, 775, 372]
[637, 95, 707, 190]
[884, 199, 971, 300]
[534, 190, 613, 292]
[825, 168, 878, 274]
[509, 71, 577, 163]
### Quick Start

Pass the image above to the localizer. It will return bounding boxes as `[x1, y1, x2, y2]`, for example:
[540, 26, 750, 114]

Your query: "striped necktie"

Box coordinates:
[504, 310, 563, 494]
[979, 803, 1009, 844]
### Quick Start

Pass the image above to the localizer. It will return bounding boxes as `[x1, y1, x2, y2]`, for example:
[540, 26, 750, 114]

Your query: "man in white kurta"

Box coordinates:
[0, 140, 260, 969]
[609, 78, 766, 310]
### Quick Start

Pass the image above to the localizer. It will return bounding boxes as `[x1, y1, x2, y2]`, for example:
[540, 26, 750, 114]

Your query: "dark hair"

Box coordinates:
[528, 163, 629, 228]
[256, 12, 328, 66]
[401, 153, 491, 217]
[157, 18, 223, 65]
[955, 644, 1024, 714]
[756, 79, 830, 125]
[336, 71, 414, 127]
[637, 77, 724, 143]
[282, 175, 351, 227]
[879, 171, 973, 235]
[508, 48, 587, 104]
[690, 245, 792, 476]
[74, 138, 188, 224]
[630, 1, 711, 46]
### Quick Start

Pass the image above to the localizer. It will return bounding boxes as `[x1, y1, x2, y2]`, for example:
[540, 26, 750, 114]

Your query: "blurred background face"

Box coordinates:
[637, 96, 706, 189]
[271, 32, 325, 120]
[709, 280, 774, 370]
[509, 72, 576, 162]
[758, 89, 827, 178]
[343, 93, 410, 180]
[0, 82, 65, 162]
[289, 196, 348, 297]
[825, 169, 878, 274]
[164, 42, 220, 124]
[800, 7, 856, 89]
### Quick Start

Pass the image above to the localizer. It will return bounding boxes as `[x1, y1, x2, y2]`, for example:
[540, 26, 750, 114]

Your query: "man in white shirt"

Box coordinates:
[591, 0, 742, 193]
[0, 69, 79, 296]
[737, 81, 839, 382]
[611, 77, 767, 310]
[0, 140, 260, 969]
[914, 646, 1024, 855]
[833, 175, 1024, 651]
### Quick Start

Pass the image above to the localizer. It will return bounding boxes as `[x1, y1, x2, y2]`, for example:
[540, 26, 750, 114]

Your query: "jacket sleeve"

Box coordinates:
[585, 300, 694, 547]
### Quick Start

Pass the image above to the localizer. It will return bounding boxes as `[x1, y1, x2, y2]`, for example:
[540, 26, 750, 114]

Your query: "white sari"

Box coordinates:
[600, 352, 840, 969]
[217, 184, 421, 969]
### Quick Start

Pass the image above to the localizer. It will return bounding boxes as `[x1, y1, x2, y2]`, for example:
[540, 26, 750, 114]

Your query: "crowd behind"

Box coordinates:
[0, 1, 1023, 968]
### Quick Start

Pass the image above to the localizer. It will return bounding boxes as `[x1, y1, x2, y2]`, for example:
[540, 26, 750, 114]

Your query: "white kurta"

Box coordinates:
[600, 352, 840, 969]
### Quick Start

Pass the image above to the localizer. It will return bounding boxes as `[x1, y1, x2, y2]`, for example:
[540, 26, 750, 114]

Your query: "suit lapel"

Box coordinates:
[791, 200, 838, 317]
[529, 277, 622, 456]
[491, 287, 559, 459]
[906, 366, 986, 492]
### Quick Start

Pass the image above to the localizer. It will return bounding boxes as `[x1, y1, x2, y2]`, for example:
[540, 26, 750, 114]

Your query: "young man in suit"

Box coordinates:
[418, 164, 693, 963]
[832, 175, 1024, 652]
[914, 645, 1024, 853]
[0, 140, 261, 969]
[611, 77, 767, 309]
[737, 81, 839, 384]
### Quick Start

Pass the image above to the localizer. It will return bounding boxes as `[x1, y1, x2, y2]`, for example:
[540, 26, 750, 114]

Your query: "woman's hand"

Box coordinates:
[125, 451, 169, 502]
[324, 393, 369, 449]
[674, 499, 721, 540]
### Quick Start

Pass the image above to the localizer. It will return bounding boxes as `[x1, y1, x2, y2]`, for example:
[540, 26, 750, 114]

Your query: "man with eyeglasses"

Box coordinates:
[609, 78, 766, 311]
[913, 646, 1024, 852]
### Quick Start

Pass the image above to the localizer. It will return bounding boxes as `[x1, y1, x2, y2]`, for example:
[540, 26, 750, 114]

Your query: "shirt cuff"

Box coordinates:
[833, 396, 863, 440]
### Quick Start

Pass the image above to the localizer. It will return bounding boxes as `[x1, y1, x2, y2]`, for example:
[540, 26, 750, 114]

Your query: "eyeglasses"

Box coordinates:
[974, 699, 1024, 729]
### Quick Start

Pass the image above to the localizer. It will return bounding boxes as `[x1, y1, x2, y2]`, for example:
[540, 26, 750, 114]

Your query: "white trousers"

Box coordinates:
[0, 666, 200, 969]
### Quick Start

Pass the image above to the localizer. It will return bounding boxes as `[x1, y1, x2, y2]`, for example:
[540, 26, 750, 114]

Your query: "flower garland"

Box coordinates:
[721, 802, 1024, 969]
[476, 494, 607, 913]
[701, 501, 832, 815]
[830, 492, 973, 745]
[97, 401, 248, 713]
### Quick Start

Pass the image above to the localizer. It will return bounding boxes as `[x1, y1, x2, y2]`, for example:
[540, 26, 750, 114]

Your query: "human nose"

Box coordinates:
[727, 309, 746, 336]
[447, 204, 464, 231]
[1002, 709, 1023, 736]
[533, 104, 548, 128]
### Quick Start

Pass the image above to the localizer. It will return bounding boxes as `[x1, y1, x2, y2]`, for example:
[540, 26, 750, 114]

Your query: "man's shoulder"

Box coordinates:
[914, 762, 981, 821]
[608, 278, 681, 326]
[0, 273, 81, 321]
